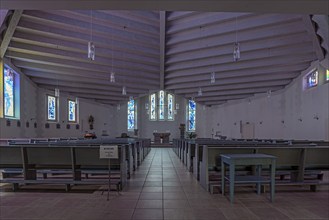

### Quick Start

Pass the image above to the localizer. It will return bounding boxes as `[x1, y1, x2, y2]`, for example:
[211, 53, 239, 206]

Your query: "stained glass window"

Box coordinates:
[150, 93, 156, 120]
[188, 100, 196, 131]
[47, 95, 57, 121]
[68, 100, 76, 122]
[168, 93, 174, 120]
[306, 70, 318, 88]
[4, 67, 14, 117]
[128, 99, 135, 130]
[159, 90, 165, 120]
[326, 69, 329, 81]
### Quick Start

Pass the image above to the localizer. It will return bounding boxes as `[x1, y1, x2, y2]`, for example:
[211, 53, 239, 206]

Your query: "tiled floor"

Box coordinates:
[1, 148, 328, 220]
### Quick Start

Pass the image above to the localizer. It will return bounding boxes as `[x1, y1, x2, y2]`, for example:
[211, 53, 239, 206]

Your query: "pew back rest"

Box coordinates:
[0, 147, 22, 168]
[257, 147, 302, 169]
[26, 147, 72, 167]
[305, 147, 329, 170]
[75, 147, 121, 169]
[207, 146, 255, 168]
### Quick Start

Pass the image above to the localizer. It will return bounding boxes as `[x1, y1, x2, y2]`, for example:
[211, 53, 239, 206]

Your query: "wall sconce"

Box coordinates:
[117, 104, 121, 111]
[281, 120, 285, 124]
[259, 121, 263, 124]
[174, 110, 177, 115]
[298, 118, 302, 122]
[313, 115, 319, 120]
[175, 103, 179, 110]
[145, 103, 149, 110]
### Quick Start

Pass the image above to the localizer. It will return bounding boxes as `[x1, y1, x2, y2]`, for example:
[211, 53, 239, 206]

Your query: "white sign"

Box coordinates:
[100, 145, 119, 159]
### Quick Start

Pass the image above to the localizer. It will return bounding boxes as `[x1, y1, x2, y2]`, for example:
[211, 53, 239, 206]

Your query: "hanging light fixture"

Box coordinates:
[267, 90, 272, 98]
[210, 71, 216, 84]
[88, 10, 95, 60]
[55, 74, 60, 97]
[233, 16, 240, 62]
[110, 72, 115, 83]
[198, 87, 202, 96]
[122, 86, 127, 95]
[55, 88, 60, 97]
[110, 17, 115, 83]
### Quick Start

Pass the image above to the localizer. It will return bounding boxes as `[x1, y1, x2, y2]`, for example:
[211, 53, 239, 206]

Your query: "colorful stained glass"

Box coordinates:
[326, 69, 329, 81]
[159, 90, 164, 120]
[47, 95, 56, 121]
[150, 93, 156, 120]
[168, 93, 173, 120]
[68, 100, 76, 122]
[188, 100, 196, 131]
[306, 70, 318, 88]
[128, 99, 135, 130]
[4, 67, 14, 117]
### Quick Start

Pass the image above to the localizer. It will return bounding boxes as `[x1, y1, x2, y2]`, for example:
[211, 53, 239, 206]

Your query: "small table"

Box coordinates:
[221, 153, 276, 203]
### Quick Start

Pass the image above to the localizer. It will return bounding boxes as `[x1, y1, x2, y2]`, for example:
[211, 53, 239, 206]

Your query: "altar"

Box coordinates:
[153, 132, 170, 144]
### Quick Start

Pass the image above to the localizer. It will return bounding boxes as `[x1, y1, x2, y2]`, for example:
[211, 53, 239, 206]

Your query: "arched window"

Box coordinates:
[168, 94, 174, 120]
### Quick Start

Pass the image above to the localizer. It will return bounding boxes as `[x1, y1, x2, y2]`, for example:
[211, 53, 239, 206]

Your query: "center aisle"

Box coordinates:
[120, 148, 230, 220]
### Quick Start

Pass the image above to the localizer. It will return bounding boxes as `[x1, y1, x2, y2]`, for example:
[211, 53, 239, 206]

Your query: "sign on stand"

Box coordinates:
[99, 145, 119, 201]
[100, 145, 119, 159]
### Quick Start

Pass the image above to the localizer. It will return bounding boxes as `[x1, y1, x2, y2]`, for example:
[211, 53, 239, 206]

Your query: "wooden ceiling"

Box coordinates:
[0, 8, 327, 106]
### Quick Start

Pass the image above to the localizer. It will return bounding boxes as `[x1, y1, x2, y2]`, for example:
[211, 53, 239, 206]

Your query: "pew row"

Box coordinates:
[0, 138, 151, 191]
[200, 145, 329, 193]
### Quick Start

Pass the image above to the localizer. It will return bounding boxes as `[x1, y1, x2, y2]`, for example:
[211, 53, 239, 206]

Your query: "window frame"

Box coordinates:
[127, 99, 136, 131]
[187, 99, 196, 132]
[3, 66, 15, 118]
[67, 99, 77, 123]
[158, 90, 165, 120]
[150, 93, 157, 121]
[304, 69, 319, 89]
[47, 94, 58, 122]
[167, 93, 174, 121]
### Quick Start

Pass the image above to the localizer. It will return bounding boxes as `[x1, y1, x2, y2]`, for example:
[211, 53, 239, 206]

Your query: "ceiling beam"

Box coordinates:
[166, 72, 298, 90]
[0, 10, 9, 29]
[13, 30, 160, 60]
[165, 54, 315, 78]
[184, 85, 284, 98]
[195, 94, 252, 101]
[1, 0, 328, 14]
[32, 78, 149, 95]
[159, 11, 166, 90]
[166, 34, 311, 65]
[166, 44, 314, 73]
[173, 79, 291, 94]
[39, 85, 127, 97]
[0, 10, 23, 58]
[302, 15, 325, 61]
[7, 50, 159, 79]
[24, 69, 159, 93]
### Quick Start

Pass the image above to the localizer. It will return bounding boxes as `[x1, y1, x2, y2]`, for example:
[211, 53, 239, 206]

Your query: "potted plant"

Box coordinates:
[186, 132, 197, 139]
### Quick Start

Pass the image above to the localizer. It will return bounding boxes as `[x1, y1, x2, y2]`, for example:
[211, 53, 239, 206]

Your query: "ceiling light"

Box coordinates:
[233, 42, 240, 62]
[198, 87, 202, 96]
[55, 88, 60, 97]
[122, 86, 127, 95]
[210, 72, 215, 84]
[110, 71, 115, 83]
[88, 41, 95, 60]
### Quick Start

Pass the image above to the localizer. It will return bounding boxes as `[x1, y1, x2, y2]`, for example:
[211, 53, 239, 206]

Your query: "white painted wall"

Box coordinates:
[207, 58, 329, 141]
[0, 63, 117, 139]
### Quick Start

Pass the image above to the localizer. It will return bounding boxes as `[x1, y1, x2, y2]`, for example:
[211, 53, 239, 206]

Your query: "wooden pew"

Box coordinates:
[0, 137, 151, 191]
